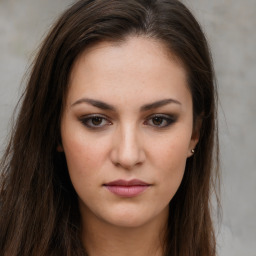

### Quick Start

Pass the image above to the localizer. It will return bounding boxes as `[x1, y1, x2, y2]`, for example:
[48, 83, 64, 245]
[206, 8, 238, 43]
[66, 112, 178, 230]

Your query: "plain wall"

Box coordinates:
[0, 0, 255, 255]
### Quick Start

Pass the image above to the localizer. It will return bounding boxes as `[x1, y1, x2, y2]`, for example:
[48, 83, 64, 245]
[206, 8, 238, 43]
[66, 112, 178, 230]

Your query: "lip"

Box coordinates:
[103, 179, 151, 197]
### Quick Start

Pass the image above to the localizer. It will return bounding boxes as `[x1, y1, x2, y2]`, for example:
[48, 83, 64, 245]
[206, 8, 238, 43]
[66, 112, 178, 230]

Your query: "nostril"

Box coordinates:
[109, 127, 145, 169]
[110, 146, 145, 170]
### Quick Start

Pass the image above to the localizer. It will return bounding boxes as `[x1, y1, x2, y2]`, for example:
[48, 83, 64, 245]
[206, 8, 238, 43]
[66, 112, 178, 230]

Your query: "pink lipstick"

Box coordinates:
[104, 179, 150, 197]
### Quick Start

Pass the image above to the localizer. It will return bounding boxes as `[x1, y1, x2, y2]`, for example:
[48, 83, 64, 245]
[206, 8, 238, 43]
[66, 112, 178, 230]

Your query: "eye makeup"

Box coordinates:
[78, 112, 178, 131]
[79, 114, 112, 129]
[144, 114, 177, 128]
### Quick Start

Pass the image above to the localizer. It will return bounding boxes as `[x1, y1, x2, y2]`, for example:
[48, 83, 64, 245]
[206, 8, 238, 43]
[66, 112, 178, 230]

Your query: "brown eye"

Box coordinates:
[145, 114, 176, 128]
[80, 115, 112, 129]
[91, 117, 103, 126]
[152, 116, 164, 126]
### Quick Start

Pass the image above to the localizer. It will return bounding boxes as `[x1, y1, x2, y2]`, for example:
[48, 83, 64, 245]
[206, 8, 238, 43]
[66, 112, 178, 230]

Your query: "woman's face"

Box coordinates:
[60, 36, 199, 228]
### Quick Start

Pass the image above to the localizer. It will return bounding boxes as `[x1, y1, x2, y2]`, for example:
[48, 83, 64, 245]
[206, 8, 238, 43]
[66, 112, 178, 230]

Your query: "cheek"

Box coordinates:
[61, 129, 109, 186]
[149, 131, 191, 192]
[62, 137, 108, 208]
[151, 132, 190, 168]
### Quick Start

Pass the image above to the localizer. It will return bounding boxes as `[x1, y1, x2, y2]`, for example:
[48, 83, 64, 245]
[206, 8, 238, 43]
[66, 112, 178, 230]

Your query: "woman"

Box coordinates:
[0, 0, 219, 255]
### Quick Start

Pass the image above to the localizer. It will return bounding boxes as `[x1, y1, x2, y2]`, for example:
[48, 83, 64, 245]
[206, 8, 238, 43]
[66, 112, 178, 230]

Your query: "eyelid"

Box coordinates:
[144, 113, 177, 128]
[79, 114, 112, 129]
[78, 113, 177, 130]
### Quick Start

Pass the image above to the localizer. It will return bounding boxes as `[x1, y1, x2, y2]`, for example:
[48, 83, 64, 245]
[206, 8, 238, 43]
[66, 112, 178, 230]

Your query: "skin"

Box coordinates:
[60, 36, 199, 256]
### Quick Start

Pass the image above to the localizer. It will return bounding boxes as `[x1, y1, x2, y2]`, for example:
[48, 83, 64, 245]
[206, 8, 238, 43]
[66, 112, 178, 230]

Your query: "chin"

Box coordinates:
[100, 205, 169, 229]
[108, 214, 149, 228]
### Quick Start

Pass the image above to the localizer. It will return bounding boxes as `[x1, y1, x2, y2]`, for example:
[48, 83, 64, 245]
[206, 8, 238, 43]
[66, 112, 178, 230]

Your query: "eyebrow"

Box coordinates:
[71, 98, 181, 111]
[71, 98, 115, 111]
[140, 98, 181, 111]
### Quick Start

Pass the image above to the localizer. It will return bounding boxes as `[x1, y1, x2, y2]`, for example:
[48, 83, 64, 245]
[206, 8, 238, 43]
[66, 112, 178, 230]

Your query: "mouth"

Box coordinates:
[103, 179, 151, 198]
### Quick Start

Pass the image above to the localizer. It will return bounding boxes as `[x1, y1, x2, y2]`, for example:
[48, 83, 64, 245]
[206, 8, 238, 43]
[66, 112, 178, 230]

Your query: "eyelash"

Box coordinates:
[79, 114, 112, 129]
[79, 114, 176, 129]
[144, 114, 176, 128]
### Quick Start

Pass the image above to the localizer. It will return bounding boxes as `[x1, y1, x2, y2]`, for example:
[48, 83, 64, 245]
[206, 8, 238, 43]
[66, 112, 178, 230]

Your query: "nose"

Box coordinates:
[110, 124, 145, 170]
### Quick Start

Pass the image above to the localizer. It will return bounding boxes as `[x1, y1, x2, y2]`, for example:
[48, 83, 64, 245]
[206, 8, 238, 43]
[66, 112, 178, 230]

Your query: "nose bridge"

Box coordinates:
[120, 122, 138, 153]
[112, 121, 144, 169]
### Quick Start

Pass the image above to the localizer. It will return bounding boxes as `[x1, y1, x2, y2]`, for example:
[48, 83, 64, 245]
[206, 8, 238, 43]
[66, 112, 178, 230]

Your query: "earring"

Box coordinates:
[191, 149, 195, 154]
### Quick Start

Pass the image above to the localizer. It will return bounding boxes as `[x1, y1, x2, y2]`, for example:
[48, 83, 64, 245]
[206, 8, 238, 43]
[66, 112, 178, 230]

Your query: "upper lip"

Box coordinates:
[104, 179, 150, 186]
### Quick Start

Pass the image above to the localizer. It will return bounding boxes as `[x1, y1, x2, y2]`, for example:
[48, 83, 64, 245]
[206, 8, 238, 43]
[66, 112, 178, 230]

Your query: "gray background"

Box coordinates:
[0, 0, 255, 255]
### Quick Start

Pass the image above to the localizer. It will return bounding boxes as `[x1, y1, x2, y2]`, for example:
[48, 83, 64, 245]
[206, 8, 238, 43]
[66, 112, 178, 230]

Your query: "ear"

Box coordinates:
[187, 117, 202, 158]
[57, 144, 64, 152]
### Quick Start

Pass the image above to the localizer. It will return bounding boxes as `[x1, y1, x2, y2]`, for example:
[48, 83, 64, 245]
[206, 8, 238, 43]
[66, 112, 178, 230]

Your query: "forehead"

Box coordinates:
[67, 36, 191, 108]
[70, 36, 185, 79]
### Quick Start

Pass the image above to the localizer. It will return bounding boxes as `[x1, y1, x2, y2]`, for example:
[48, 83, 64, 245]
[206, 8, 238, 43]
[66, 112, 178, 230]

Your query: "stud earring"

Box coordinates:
[191, 149, 195, 154]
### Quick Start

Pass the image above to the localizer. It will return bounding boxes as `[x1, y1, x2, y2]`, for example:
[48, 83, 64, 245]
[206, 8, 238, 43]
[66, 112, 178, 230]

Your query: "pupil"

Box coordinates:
[153, 117, 163, 125]
[92, 117, 102, 125]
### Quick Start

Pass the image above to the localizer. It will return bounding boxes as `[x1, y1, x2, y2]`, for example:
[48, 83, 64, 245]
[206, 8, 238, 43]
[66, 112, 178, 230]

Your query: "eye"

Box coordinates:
[144, 114, 176, 128]
[79, 115, 112, 129]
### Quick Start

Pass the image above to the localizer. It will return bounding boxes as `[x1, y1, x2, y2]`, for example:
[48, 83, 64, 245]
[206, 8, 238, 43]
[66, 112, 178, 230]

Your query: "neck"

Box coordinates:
[80, 206, 168, 256]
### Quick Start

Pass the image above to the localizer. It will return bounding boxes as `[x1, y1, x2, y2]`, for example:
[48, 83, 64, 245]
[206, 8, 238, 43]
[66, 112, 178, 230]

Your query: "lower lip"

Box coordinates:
[104, 185, 149, 197]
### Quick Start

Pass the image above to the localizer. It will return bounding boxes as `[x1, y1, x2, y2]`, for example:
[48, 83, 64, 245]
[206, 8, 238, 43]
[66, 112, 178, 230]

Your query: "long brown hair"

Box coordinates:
[0, 0, 219, 255]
